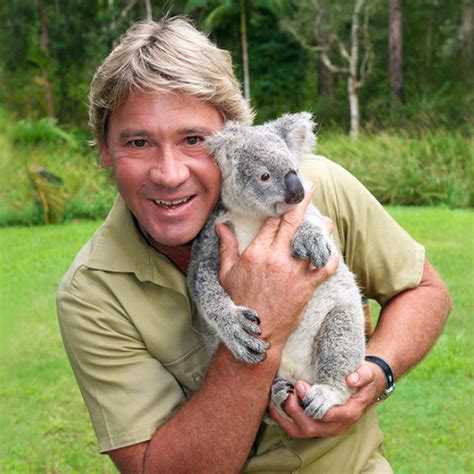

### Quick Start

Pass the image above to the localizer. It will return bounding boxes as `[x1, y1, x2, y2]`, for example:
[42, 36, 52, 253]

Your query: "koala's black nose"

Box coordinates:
[284, 171, 305, 204]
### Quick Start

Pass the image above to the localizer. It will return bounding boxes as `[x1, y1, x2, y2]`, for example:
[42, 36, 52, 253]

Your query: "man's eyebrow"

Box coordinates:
[178, 126, 216, 136]
[118, 127, 216, 140]
[118, 129, 152, 140]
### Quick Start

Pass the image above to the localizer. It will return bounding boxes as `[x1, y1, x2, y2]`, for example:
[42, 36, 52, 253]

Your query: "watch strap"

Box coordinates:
[365, 355, 395, 401]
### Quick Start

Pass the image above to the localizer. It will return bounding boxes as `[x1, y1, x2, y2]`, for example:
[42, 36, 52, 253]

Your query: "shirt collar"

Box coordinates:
[86, 195, 189, 294]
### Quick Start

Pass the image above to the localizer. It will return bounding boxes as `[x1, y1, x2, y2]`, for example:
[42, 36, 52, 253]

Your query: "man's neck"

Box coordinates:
[152, 241, 193, 274]
[137, 223, 193, 274]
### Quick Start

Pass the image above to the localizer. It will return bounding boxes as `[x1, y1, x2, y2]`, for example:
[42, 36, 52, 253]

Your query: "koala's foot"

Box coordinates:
[263, 378, 294, 424]
[302, 384, 351, 420]
[224, 306, 269, 364]
[271, 377, 294, 408]
[291, 228, 332, 269]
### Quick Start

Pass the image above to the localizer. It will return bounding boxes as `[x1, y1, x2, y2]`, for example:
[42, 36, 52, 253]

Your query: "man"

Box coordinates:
[57, 17, 451, 473]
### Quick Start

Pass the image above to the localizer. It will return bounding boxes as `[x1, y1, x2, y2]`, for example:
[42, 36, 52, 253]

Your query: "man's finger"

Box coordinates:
[216, 223, 239, 278]
[321, 216, 334, 236]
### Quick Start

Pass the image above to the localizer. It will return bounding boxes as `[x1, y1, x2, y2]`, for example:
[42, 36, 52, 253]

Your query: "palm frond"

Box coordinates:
[28, 164, 68, 224]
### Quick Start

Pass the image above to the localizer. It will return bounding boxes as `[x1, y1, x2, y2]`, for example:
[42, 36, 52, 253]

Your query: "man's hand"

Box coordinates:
[268, 361, 386, 438]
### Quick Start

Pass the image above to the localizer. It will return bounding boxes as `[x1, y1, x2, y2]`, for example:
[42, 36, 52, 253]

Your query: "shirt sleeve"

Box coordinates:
[57, 283, 186, 453]
[303, 156, 425, 306]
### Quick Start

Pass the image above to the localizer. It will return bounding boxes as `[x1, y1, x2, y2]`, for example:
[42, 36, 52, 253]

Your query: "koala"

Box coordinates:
[187, 113, 365, 421]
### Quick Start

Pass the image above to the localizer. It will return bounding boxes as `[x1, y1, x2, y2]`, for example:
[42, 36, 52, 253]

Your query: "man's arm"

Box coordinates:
[269, 258, 451, 437]
[108, 344, 285, 473]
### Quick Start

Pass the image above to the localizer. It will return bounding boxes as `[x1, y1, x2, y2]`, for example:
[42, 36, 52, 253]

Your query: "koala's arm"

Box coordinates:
[187, 213, 268, 363]
[291, 215, 334, 269]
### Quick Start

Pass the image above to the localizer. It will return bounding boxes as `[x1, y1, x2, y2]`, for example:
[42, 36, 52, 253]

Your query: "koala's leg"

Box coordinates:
[263, 377, 294, 424]
[302, 306, 365, 420]
[291, 219, 333, 268]
[188, 258, 269, 364]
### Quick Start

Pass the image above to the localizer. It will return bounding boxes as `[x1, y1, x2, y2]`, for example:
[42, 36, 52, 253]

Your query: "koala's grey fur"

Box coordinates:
[187, 113, 365, 421]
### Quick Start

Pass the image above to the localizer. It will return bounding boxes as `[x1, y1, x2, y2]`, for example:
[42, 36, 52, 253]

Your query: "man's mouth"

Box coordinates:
[154, 196, 193, 209]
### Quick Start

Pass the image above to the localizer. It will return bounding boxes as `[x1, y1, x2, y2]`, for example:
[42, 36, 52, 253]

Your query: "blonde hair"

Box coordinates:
[89, 16, 253, 144]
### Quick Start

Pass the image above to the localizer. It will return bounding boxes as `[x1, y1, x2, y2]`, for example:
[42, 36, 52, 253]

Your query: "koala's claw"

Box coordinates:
[291, 232, 332, 269]
[224, 306, 269, 364]
[271, 377, 294, 408]
[238, 308, 261, 336]
[301, 384, 349, 420]
[311, 241, 332, 268]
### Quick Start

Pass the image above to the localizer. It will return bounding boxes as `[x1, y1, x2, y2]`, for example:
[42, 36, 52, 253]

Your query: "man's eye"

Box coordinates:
[130, 139, 147, 147]
[185, 136, 202, 146]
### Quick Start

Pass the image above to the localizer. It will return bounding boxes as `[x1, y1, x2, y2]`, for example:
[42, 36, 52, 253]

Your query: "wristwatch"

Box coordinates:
[365, 355, 395, 402]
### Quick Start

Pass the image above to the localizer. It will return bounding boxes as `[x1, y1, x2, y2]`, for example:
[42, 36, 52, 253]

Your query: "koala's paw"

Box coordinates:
[224, 306, 269, 364]
[264, 378, 294, 424]
[271, 377, 294, 408]
[292, 233, 332, 269]
[302, 384, 350, 420]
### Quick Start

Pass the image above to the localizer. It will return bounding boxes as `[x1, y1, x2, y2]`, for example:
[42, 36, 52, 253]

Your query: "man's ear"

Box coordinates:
[265, 112, 316, 158]
[99, 141, 113, 167]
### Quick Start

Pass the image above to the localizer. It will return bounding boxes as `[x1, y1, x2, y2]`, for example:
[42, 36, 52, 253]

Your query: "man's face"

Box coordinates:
[100, 92, 224, 249]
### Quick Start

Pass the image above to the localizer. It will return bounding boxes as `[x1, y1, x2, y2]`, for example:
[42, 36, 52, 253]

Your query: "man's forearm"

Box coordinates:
[142, 343, 283, 473]
[367, 258, 451, 380]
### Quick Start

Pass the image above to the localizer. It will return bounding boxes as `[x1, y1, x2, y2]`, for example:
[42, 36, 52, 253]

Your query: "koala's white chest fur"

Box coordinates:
[216, 211, 266, 254]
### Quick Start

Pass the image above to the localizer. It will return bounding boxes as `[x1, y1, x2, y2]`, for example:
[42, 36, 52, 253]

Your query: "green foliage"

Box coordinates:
[1, 107, 471, 227]
[1, 0, 470, 132]
[12, 117, 77, 147]
[318, 129, 473, 208]
[1, 207, 472, 471]
[0, 110, 115, 226]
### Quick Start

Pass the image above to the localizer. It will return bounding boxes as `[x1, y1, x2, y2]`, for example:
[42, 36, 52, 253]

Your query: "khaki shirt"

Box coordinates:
[57, 156, 424, 470]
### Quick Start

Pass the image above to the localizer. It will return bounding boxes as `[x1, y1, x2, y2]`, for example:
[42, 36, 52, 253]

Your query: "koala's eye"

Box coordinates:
[260, 173, 270, 181]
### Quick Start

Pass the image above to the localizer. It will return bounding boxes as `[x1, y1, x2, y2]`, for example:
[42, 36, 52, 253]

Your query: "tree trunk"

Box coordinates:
[314, 7, 334, 97]
[389, 0, 404, 110]
[348, 77, 360, 139]
[462, 0, 473, 80]
[240, 0, 250, 101]
[142, 0, 152, 20]
[317, 57, 334, 96]
[34, 0, 55, 117]
[348, 0, 363, 139]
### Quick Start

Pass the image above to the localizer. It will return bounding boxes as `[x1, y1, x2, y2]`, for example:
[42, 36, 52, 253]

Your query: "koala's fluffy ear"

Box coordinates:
[205, 121, 242, 161]
[265, 112, 316, 158]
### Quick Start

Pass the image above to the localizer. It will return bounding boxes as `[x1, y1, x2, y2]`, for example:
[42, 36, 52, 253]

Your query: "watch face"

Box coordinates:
[377, 384, 395, 402]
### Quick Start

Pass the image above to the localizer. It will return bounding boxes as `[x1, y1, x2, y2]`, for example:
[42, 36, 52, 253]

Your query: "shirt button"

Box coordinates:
[193, 373, 203, 385]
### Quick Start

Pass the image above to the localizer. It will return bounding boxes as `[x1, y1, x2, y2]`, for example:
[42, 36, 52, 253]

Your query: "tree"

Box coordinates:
[389, 0, 404, 110]
[240, 0, 250, 101]
[34, 0, 55, 117]
[186, 0, 292, 104]
[461, 0, 473, 80]
[285, 0, 374, 138]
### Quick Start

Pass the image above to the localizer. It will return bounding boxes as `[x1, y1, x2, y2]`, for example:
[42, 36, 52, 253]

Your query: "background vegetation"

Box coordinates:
[0, 0, 472, 225]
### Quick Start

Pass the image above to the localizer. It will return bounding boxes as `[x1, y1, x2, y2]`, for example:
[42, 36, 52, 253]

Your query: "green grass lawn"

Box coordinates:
[1, 207, 473, 473]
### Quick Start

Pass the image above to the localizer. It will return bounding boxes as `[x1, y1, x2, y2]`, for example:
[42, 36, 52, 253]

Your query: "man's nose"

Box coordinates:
[284, 171, 305, 204]
[149, 148, 190, 187]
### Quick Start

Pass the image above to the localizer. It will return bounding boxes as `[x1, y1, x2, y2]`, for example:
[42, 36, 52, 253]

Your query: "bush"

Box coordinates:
[317, 129, 472, 208]
[0, 111, 472, 226]
[0, 111, 115, 226]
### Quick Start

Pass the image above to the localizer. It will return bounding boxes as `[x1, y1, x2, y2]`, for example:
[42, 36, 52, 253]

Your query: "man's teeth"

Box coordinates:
[154, 197, 191, 208]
